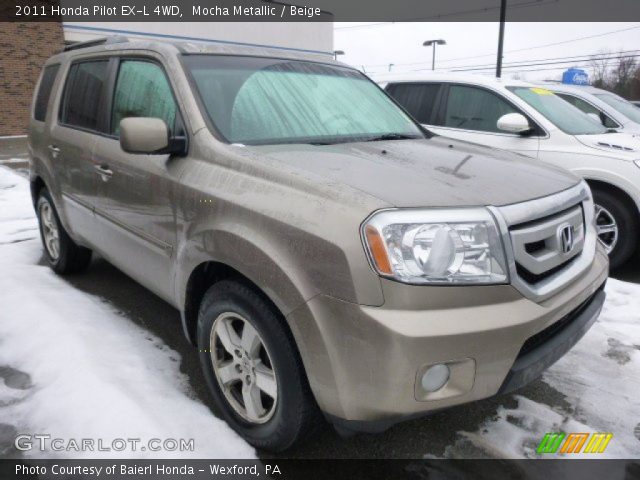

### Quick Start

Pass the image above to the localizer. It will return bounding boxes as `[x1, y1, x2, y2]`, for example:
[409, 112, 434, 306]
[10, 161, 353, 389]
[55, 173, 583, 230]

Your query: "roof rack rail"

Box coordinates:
[63, 36, 129, 52]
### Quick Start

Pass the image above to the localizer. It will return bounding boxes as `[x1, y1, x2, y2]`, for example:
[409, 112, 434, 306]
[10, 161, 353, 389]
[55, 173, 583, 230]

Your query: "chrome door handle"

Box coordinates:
[94, 164, 113, 182]
[48, 145, 60, 158]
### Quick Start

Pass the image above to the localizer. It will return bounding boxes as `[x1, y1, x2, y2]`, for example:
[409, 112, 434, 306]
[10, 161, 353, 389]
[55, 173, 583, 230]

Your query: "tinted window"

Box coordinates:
[111, 60, 177, 135]
[183, 55, 424, 146]
[387, 83, 440, 124]
[443, 85, 518, 133]
[34, 64, 60, 122]
[556, 93, 619, 128]
[61, 61, 109, 131]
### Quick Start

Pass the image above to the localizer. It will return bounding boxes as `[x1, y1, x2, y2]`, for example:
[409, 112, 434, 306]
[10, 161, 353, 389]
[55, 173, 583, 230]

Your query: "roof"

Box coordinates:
[532, 83, 607, 95]
[373, 71, 535, 88]
[48, 36, 339, 67]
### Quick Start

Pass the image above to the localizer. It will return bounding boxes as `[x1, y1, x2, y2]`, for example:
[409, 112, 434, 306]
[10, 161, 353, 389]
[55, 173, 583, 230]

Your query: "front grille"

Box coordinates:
[517, 283, 605, 359]
[516, 255, 578, 284]
[493, 182, 595, 302]
[508, 204, 585, 285]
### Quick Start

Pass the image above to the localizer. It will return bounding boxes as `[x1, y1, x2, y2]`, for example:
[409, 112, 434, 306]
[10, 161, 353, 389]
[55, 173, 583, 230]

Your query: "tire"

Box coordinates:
[592, 187, 639, 270]
[36, 188, 92, 274]
[197, 280, 319, 451]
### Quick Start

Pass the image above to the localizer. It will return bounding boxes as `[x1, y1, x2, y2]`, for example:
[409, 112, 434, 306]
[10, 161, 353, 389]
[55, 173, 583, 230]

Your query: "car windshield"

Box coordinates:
[594, 92, 640, 123]
[508, 87, 607, 135]
[182, 55, 425, 146]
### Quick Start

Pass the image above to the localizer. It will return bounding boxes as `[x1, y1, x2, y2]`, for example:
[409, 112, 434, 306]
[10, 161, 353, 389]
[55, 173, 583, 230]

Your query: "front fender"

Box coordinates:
[175, 228, 315, 320]
[572, 165, 640, 212]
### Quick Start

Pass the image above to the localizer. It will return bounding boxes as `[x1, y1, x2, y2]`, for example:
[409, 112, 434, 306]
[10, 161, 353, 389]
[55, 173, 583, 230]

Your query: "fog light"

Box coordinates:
[421, 364, 450, 392]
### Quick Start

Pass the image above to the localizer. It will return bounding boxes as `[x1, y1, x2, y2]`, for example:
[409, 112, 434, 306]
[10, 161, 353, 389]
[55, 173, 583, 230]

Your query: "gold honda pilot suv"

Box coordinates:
[28, 37, 608, 451]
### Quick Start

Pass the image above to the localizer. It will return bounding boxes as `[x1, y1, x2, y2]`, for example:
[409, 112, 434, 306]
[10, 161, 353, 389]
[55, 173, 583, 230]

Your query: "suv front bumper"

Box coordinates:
[286, 248, 608, 431]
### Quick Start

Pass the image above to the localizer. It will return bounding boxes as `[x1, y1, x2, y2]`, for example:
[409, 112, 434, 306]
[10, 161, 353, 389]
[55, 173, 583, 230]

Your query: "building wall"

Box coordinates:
[0, 22, 65, 136]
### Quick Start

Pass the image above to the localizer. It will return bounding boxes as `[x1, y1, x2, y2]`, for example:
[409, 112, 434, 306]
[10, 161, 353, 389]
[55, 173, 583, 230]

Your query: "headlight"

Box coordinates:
[362, 208, 508, 285]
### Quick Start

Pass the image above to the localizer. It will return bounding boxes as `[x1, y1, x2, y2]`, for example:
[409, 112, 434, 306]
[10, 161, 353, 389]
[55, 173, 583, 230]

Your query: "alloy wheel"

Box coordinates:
[210, 312, 278, 424]
[39, 201, 60, 261]
[594, 204, 619, 254]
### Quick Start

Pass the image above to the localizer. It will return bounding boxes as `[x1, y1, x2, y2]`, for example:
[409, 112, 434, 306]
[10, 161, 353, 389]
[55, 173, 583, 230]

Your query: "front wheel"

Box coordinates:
[197, 280, 319, 451]
[592, 188, 638, 270]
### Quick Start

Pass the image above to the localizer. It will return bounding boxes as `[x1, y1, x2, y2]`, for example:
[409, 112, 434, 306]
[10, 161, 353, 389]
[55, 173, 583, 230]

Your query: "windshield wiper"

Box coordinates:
[364, 133, 420, 142]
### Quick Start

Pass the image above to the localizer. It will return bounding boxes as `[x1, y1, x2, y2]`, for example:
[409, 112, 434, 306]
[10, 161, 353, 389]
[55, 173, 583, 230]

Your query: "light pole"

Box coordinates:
[333, 50, 345, 60]
[423, 39, 446, 71]
[496, 0, 507, 78]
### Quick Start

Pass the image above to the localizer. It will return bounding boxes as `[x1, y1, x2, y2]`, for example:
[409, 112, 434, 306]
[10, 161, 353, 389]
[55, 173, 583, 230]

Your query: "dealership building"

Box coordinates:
[0, 22, 333, 137]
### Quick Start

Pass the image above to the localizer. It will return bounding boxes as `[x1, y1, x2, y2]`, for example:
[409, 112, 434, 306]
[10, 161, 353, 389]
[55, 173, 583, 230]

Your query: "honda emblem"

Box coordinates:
[559, 225, 574, 254]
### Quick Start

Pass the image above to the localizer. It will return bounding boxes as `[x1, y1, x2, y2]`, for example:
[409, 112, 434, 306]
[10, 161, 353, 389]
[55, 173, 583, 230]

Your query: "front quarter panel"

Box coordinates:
[173, 131, 387, 319]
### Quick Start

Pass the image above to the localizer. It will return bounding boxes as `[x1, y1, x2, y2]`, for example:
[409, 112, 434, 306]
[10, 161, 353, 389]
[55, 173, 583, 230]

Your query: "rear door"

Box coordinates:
[421, 83, 541, 158]
[91, 57, 184, 301]
[49, 58, 111, 243]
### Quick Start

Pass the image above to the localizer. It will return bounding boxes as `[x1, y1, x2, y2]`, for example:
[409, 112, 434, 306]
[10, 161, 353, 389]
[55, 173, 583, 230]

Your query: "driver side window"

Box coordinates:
[111, 60, 177, 136]
[443, 85, 519, 133]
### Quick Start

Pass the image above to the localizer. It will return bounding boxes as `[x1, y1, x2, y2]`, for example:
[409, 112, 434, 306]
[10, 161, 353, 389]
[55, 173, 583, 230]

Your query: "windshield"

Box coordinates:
[183, 55, 424, 145]
[594, 92, 640, 123]
[508, 87, 607, 135]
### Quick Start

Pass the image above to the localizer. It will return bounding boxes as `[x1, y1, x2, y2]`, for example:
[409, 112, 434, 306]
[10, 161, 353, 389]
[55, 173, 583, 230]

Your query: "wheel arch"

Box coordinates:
[585, 178, 640, 221]
[176, 230, 315, 347]
[30, 175, 47, 207]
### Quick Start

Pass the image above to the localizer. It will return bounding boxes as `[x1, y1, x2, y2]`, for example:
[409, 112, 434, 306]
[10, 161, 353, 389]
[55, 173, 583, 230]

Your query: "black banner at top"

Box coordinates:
[2, 0, 640, 22]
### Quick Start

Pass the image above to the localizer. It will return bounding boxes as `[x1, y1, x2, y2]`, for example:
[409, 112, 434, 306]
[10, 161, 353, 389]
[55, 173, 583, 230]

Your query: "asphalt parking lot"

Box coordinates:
[1, 148, 638, 459]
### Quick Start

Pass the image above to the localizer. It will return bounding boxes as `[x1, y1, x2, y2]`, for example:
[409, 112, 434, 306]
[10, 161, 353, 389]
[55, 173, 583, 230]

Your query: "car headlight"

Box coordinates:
[362, 208, 508, 285]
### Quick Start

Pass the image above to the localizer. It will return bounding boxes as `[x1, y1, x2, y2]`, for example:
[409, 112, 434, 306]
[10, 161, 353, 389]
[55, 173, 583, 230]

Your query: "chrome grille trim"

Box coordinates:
[510, 205, 584, 275]
[488, 181, 597, 303]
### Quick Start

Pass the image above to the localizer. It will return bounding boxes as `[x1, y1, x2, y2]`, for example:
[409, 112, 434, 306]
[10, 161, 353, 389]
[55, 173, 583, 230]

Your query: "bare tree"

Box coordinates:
[589, 50, 640, 99]
[611, 53, 638, 98]
[590, 50, 612, 88]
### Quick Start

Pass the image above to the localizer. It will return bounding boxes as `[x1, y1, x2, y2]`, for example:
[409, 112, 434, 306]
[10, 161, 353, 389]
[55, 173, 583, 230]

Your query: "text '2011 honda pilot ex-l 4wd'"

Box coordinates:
[29, 38, 608, 451]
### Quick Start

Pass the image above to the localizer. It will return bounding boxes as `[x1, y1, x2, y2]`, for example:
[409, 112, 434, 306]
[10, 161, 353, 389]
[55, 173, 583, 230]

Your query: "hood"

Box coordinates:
[619, 122, 640, 135]
[251, 136, 580, 208]
[575, 132, 640, 158]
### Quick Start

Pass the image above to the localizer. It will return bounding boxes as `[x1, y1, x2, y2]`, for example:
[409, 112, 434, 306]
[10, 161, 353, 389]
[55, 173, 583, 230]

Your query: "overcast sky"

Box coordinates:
[334, 22, 640, 82]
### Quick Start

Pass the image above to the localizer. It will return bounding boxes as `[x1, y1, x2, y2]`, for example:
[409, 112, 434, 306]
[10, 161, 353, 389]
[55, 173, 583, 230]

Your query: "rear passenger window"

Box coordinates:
[443, 85, 519, 133]
[111, 60, 177, 135]
[60, 60, 109, 131]
[387, 83, 440, 124]
[34, 64, 60, 122]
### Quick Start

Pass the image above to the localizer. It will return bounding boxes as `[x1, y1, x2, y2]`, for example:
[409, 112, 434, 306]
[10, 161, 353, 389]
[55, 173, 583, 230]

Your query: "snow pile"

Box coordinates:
[442, 279, 640, 459]
[0, 167, 255, 459]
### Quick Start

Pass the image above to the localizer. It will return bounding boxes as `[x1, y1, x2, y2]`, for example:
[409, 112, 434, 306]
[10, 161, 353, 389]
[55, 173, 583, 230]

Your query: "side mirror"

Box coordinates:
[119, 117, 186, 155]
[497, 113, 532, 134]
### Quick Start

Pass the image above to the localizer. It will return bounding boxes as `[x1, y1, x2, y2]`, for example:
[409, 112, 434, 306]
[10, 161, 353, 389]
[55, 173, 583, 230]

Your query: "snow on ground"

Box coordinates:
[441, 281, 640, 459]
[0, 167, 255, 459]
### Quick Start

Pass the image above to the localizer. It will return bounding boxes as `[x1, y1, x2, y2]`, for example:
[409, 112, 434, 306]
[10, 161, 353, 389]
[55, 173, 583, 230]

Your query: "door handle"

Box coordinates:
[48, 145, 60, 158]
[94, 164, 113, 182]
